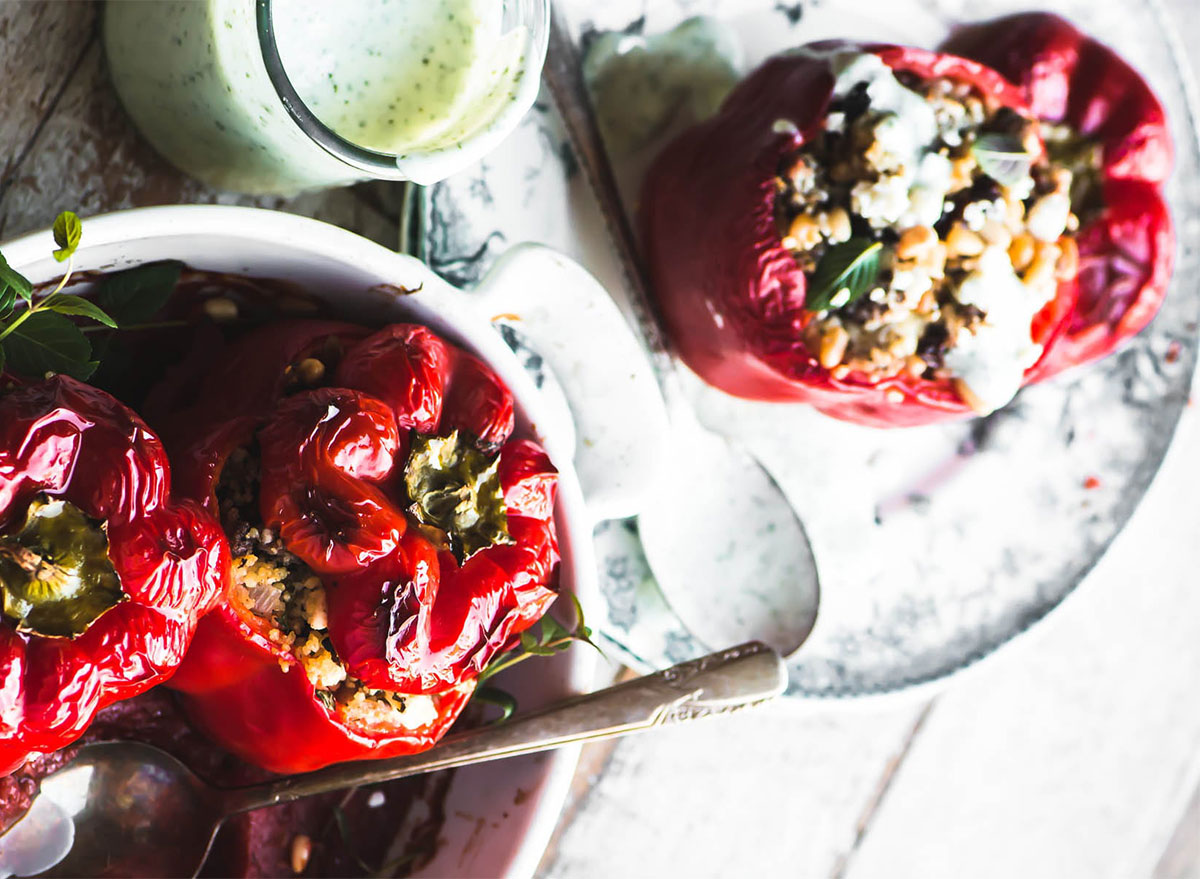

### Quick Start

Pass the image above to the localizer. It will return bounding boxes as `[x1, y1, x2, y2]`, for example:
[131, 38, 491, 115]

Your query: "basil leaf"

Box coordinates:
[46, 296, 118, 329]
[4, 311, 96, 380]
[95, 260, 183, 324]
[403, 430, 514, 561]
[805, 238, 883, 312]
[51, 211, 82, 263]
[0, 254, 33, 304]
[972, 132, 1034, 186]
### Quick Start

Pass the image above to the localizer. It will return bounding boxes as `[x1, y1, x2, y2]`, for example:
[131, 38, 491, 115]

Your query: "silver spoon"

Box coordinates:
[1, 642, 785, 879]
[542, 10, 820, 656]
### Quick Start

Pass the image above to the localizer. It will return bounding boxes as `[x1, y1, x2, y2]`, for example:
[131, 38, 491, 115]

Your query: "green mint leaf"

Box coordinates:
[4, 311, 95, 380]
[472, 685, 518, 723]
[0, 255, 33, 304]
[805, 238, 883, 312]
[46, 297, 118, 329]
[972, 132, 1034, 187]
[51, 211, 82, 263]
[0, 285, 15, 321]
[95, 260, 183, 324]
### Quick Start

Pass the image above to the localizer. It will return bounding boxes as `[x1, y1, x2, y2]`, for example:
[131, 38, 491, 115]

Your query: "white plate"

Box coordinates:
[425, 0, 1200, 699]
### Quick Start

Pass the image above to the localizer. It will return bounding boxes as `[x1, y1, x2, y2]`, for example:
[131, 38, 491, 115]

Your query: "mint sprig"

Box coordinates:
[972, 132, 1034, 187]
[0, 212, 119, 381]
[477, 592, 600, 688]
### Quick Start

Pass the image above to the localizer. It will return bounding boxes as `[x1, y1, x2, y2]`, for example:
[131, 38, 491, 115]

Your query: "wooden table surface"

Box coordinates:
[2, 3, 1199, 878]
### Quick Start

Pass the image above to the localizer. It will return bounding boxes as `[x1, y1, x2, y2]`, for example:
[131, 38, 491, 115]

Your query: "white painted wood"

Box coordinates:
[539, 701, 929, 878]
[838, 377, 1200, 879]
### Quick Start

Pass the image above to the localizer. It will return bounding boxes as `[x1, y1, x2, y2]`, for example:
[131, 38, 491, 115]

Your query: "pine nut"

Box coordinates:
[786, 213, 822, 251]
[946, 224, 985, 258]
[897, 226, 937, 260]
[1008, 234, 1036, 271]
[296, 358, 325, 385]
[203, 297, 238, 322]
[290, 834, 312, 874]
[828, 207, 852, 243]
[980, 220, 1012, 249]
[818, 325, 849, 369]
[1055, 236, 1080, 281]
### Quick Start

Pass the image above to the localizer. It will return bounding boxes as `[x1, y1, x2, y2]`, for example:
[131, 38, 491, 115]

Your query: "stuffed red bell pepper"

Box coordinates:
[641, 36, 1164, 426]
[167, 319, 560, 773]
[941, 13, 1173, 379]
[0, 376, 227, 775]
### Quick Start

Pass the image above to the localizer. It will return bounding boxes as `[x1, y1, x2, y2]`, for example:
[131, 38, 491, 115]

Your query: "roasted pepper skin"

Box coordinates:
[942, 13, 1173, 380]
[0, 376, 227, 775]
[168, 321, 558, 773]
[640, 42, 1074, 427]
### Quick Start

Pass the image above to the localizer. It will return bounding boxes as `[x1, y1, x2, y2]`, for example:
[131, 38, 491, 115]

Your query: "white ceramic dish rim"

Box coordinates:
[1, 204, 601, 879]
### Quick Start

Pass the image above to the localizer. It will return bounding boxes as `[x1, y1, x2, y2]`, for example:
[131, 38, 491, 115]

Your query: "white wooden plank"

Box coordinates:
[0, 41, 400, 248]
[538, 700, 929, 879]
[838, 380, 1200, 879]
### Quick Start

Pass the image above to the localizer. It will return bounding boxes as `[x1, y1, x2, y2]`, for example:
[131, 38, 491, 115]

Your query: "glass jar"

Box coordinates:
[103, 0, 549, 195]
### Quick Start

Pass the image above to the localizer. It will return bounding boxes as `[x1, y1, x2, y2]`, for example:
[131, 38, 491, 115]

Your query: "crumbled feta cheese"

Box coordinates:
[944, 247, 1056, 413]
[901, 152, 953, 228]
[1026, 192, 1071, 242]
[852, 174, 910, 227]
[394, 694, 439, 730]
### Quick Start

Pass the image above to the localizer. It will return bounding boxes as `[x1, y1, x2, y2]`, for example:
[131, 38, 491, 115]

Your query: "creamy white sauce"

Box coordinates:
[832, 53, 949, 230]
[945, 248, 1056, 413]
[583, 17, 741, 157]
[103, 0, 530, 194]
[274, 0, 525, 157]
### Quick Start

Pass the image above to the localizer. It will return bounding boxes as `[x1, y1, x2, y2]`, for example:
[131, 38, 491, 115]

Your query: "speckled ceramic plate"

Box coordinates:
[424, 0, 1200, 699]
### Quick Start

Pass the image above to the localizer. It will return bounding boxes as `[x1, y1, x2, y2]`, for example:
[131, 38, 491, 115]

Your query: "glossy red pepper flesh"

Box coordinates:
[168, 321, 558, 773]
[642, 30, 1171, 425]
[942, 13, 1173, 379]
[0, 376, 227, 775]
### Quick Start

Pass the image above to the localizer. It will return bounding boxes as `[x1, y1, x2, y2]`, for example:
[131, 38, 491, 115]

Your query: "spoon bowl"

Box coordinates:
[637, 408, 820, 655]
[32, 743, 221, 878]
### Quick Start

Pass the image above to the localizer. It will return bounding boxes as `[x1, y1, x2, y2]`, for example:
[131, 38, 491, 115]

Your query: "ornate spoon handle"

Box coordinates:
[222, 642, 786, 814]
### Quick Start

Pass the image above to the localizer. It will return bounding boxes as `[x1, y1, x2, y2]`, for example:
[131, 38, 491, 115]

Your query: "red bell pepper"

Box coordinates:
[167, 320, 559, 773]
[0, 376, 227, 775]
[942, 13, 1173, 378]
[640, 34, 1170, 426]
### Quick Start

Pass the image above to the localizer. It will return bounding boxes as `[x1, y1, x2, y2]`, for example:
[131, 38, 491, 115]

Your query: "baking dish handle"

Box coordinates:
[471, 244, 668, 523]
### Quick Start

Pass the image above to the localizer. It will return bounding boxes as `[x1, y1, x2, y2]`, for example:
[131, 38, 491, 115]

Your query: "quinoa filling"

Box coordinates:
[774, 51, 1095, 413]
[217, 445, 439, 733]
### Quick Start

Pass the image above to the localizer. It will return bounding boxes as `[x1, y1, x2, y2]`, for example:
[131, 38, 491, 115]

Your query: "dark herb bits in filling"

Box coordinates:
[774, 51, 1094, 413]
